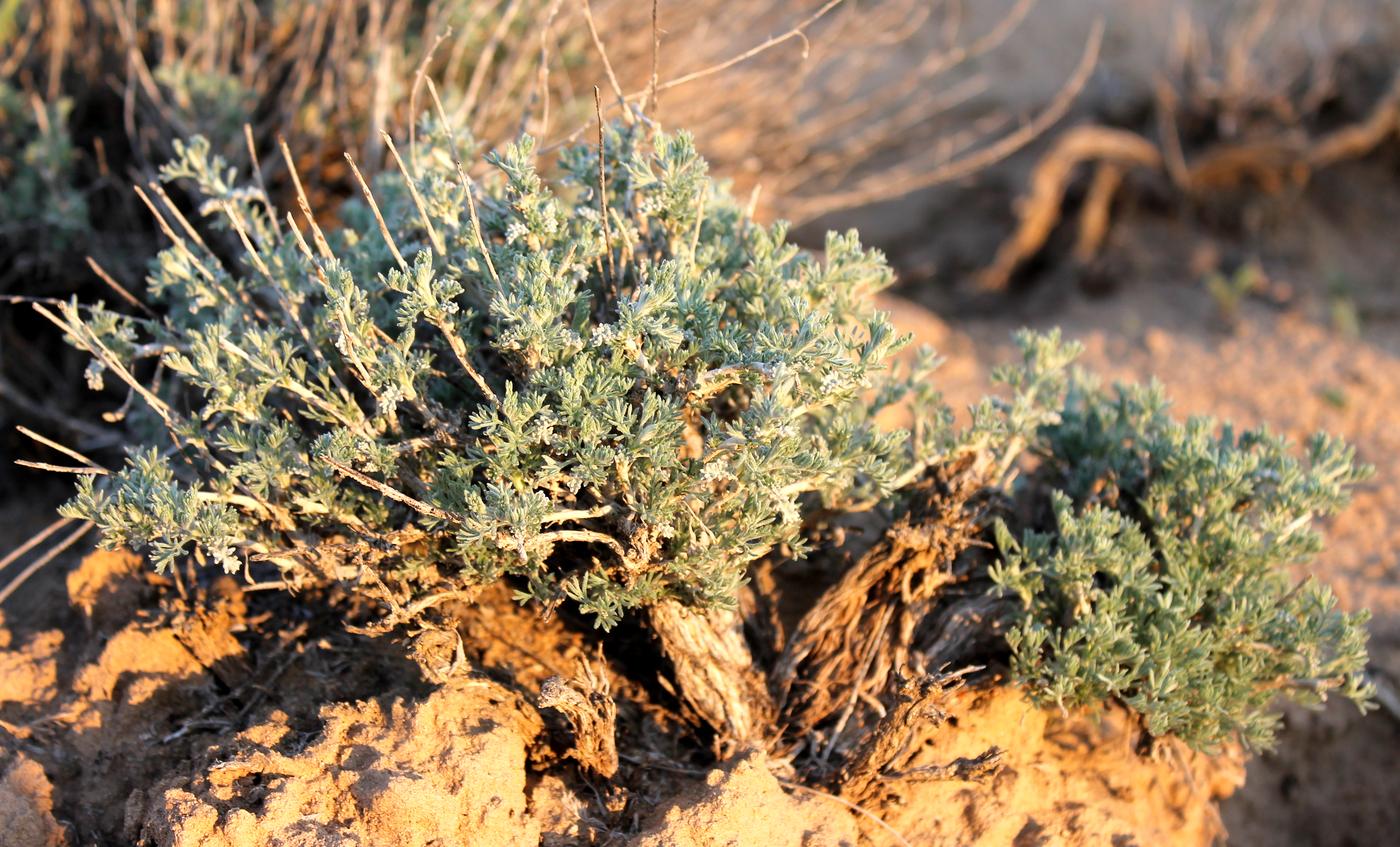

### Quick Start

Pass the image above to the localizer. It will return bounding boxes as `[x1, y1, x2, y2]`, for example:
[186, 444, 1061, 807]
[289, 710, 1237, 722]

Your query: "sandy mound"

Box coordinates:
[0, 540, 1258, 847]
[139, 678, 544, 847]
[62, 623, 220, 840]
[0, 747, 64, 847]
[875, 685, 1242, 846]
[0, 627, 61, 710]
[632, 750, 857, 847]
[66, 548, 150, 630]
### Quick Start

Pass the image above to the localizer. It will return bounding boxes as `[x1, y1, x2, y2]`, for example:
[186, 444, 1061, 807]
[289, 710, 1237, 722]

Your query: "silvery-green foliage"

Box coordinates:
[57, 118, 961, 628]
[991, 376, 1374, 751]
[49, 107, 1371, 749]
[0, 83, 87, 253]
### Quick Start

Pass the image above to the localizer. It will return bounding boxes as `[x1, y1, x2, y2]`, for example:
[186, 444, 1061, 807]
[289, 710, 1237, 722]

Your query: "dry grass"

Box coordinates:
[2, 0, 1066, 219]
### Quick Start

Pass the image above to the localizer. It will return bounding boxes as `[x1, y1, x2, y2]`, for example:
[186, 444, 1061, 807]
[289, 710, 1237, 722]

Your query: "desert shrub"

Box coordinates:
[49, 117, 957, 628]
[40, 105, 1372, 752]
[991, 376, 1374, 751]
[0, 82, 87, 268]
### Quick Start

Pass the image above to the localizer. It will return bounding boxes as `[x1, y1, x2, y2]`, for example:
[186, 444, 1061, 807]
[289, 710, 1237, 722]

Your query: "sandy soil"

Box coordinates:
[0, 531, 1250, 847]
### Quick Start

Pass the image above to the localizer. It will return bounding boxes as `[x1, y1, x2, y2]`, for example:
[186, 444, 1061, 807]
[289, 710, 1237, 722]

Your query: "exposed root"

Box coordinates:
[920, 594, 1013, 672]
[978, 126, 1160, 292]
[1307, 71, 1400, 167]
[1073, 161, 1126, 262]
[979, 62, 1400, 292]
[648, 600, 776, 750]
[539, 656, 620, 779]
[774, 466, 981, 760]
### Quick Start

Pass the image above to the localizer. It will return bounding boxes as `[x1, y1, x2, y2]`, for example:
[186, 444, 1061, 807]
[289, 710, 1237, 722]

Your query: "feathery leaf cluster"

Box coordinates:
[992, 375, 1374, 750]
[0, 83, 86, 253]
[55, 118, 956, 628]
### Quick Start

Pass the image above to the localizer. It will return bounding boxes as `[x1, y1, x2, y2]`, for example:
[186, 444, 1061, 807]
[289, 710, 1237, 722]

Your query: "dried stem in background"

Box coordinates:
[978, 126, 1161, 291]
[978, 13, 1400, 291]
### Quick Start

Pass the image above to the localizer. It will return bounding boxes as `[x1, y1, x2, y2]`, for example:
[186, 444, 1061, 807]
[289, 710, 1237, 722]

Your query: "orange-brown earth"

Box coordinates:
[0, 525, 1253, 847]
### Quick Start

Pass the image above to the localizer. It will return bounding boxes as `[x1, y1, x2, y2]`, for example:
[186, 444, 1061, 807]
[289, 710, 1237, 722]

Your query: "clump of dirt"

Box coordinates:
[0, 746, 64, 847]
[873, 684, 1243, 846]
[138, 678, 544, 847]
[59, 616, 230, 840]
[0, 547, 436, 845]
[65, 548, 150, 631]
[0, 626, 61, 711]
[632, 749, 858, 847]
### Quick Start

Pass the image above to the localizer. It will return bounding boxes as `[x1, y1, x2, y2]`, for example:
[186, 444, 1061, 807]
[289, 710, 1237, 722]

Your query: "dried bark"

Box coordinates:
[648, 601, 776, 749]
[774, 467, 981, 751]
[921, 594, 1015, 672]
[538, 658, 619, 779]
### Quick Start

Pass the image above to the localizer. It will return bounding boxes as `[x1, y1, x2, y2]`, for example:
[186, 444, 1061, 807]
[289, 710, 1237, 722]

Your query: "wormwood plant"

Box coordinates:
[991, 375, 1374, 751]
[40, 104, 1372, 754]
[0, 82, 87, 261]
[48, 116, 951, 628]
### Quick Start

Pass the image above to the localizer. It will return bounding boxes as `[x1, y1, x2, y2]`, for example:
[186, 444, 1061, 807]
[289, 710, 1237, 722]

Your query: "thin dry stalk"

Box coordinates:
[278, 137, 333, 258]
[15, 425, 104, 470]
[381, 131, 446, 254]
[629, 0, 845, 106]
[791, 18, 1106, 219]
[426, 78, 501, 290]
[86, 257, 155, 317]
[457, 0, 528, 127]
[594, 86, 617, 293]
[646, 0, 660, 117]
[344, 151, 408, 269]
[0, 517, 76, 575]
[523, 0, 564, 139]
[578, 0, 630, 121]
[0, 521, 93, 605]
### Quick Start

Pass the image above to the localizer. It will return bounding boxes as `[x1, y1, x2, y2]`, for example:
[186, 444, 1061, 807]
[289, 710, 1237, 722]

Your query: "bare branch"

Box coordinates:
[344, 151, 408, 270]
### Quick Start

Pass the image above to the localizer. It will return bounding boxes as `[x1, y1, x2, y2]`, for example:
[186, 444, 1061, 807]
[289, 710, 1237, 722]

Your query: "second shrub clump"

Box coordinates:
[991, 377, 1374, 750]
